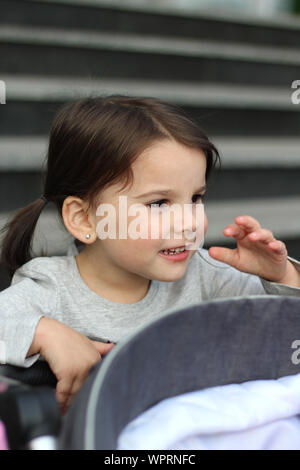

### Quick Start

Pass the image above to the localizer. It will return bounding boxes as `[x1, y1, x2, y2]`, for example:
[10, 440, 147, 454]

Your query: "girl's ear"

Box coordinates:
[62, 196, 96, 244]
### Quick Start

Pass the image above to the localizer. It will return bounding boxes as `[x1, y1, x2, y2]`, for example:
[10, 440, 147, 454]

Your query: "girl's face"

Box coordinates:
[92, 138, 208, 283]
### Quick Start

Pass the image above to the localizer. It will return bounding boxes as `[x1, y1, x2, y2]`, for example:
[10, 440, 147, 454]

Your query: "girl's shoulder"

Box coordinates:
[11, 255, 74, 286]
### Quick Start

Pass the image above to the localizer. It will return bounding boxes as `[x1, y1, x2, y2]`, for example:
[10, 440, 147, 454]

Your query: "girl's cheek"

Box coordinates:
[204, 213, 208, 234]
[125, 209, 155, 243]
[147, 211, 162, 242]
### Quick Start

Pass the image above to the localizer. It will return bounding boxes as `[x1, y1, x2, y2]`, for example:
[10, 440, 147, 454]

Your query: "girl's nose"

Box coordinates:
[181, 204, 204, 239]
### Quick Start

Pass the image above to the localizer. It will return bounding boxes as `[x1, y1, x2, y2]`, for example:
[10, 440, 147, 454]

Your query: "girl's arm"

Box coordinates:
[0, 257, 115, 413]
[208, 215, 300, 289]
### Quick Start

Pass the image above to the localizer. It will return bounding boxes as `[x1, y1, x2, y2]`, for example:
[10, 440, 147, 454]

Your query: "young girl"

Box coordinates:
[1, 95, 300, 414]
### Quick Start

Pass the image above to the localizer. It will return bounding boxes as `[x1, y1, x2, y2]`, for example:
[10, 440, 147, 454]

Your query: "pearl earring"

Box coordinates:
[85, 234, 91, 240]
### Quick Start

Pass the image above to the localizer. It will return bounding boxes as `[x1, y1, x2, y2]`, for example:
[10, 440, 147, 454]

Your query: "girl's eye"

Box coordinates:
[147, 194, 206, 207]
[147, 199, 168, 208]
[192, 193, 206, 203]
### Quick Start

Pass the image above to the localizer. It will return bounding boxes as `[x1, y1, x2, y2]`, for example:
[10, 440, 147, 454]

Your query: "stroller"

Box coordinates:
[1, 295, 300, 450]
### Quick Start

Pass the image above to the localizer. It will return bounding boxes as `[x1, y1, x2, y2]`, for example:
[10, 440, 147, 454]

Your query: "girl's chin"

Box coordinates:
[154, 270, 187, 282]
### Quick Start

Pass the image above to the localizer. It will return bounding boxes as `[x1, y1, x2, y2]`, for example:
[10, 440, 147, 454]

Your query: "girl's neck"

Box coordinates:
[75, 248, 151, 304]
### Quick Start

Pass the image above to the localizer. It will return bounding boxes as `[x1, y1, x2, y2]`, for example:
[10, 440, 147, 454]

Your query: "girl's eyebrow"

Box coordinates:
[135, 185, 207, 198]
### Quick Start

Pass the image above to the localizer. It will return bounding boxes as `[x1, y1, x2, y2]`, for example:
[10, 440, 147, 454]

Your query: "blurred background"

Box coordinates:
[0, 0, 300, 289]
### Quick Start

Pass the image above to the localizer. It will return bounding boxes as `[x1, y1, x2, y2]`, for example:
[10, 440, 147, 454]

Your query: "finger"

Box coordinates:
[56, 371, 89, 414]
[268, 240, 287, 254]
[248, 229, 275, 244]
[208, 246, 237, 268]
[234, 215, 261, 232]
[63, 374, 87, 413]
[56, 377, 75, 414]
[91, 341, 115, 356]
[224, 224, 247, 241]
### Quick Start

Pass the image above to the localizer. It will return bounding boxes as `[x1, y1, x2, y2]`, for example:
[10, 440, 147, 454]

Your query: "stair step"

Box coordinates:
[0, 137, 47, 170]
[1, 0, 300, 48]
[205, 196, 300, 242]
[2, 101, 299, 137]
[1, 76, 299, 137]
[1, 25, 300, 65]
[0, 26, 300, 85]
[1, 136, 300, 171]
[0, 167, 300, 211]
[214, 138, 300, 167]
[1, 75, 296, 110]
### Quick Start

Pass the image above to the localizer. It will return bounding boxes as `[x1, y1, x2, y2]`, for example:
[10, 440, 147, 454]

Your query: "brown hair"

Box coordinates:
[0, 95, 220, 281]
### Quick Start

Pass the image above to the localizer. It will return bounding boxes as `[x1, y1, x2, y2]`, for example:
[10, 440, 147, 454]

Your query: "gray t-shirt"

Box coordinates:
[1, 248, 300, 367]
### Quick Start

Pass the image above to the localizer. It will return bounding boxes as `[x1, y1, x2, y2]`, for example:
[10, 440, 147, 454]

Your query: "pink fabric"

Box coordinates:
[0, 421, 8, 450]
[0, 381, 9, 450]
[0, 382, 7, 393]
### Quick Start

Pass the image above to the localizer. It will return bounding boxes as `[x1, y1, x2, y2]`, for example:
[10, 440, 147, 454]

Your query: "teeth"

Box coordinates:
[162, 247, 185, 255]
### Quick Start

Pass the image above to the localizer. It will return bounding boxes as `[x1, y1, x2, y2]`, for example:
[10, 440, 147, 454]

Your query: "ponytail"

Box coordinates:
[0, 197, 47, 282]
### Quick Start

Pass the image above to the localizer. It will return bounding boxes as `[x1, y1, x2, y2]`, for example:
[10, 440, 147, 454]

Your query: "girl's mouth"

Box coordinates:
[159, 246, 189, 261]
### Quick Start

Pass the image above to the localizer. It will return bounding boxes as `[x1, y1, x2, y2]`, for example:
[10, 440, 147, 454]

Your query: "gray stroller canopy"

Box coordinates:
[59, 295, 300, 450]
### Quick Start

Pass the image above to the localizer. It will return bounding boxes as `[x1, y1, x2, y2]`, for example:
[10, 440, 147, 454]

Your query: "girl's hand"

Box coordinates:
[208, 215, 300, 287]
[27, 317, 115, 414]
